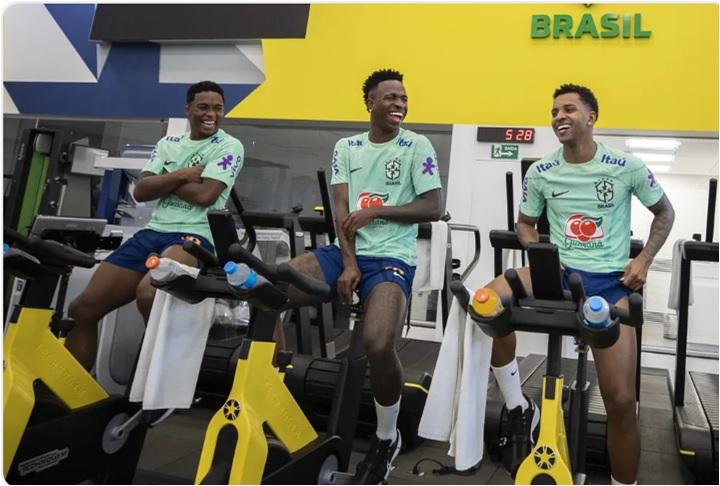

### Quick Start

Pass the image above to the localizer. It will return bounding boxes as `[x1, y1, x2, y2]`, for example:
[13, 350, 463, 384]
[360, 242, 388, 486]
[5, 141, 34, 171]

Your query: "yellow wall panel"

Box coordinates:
[228, 4, 718, 132]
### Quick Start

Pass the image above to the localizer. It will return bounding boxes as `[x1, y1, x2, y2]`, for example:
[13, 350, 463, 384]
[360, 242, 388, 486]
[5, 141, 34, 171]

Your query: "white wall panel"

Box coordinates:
[4, 4, 96, 82]
[159, 43, 265, 84]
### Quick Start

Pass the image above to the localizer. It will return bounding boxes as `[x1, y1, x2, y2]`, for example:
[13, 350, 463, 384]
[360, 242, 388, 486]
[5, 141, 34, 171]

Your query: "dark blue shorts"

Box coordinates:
[561, 266, 631, 305]
[313, 244, 416, 302]
[104, 228, 214, 273]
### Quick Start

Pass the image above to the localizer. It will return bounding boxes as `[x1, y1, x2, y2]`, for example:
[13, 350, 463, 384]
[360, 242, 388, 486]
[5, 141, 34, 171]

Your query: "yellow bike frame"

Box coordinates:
[4, 307, 108, 476]
[515, 375, 573, 485]
[194, 340, 318, 485]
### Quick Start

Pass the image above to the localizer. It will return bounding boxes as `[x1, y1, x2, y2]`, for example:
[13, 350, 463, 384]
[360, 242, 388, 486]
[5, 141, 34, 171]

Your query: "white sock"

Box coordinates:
[492, 358, 528, 411]
[610, 475, 637, 485]
[374, 398, 400, 441]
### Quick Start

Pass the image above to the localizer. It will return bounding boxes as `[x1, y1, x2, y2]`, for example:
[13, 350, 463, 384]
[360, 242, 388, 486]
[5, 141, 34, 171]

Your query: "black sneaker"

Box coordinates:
[499, 396, 539, 477]
[353, 430, 402, 484]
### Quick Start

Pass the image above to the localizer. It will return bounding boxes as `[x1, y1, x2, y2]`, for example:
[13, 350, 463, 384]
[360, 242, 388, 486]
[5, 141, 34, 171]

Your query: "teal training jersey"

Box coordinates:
[520, 141, 664, 272]
[142, 128, 244, 244]
[330, 128, 442, 266]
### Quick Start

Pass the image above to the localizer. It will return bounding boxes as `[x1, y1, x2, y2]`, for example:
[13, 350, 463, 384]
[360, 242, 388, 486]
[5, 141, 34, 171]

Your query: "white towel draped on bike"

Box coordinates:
[418, 291, 492, 471]
[129, 287, 215, 410]
[413, 221, 449, 292]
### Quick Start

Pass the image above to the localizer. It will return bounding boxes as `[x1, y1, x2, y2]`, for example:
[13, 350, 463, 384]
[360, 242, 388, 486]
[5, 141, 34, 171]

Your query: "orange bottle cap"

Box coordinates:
[146, 255, 160, 269]
[474, 288, 489, 304]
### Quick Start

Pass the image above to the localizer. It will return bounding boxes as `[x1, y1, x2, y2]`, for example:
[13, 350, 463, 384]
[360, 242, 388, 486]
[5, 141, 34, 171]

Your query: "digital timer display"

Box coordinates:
[477, 127, 536, 144]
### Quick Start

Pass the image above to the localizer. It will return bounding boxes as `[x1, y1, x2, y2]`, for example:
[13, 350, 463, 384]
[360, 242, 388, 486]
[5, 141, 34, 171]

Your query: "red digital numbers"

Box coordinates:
[478, 127, 534, 144]
[504, 129, 535, 142]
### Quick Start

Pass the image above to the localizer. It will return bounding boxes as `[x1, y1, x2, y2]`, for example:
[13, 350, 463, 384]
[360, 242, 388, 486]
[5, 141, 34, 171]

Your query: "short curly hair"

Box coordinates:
[554, 84, 599, 120]
[362, 69, 404, 103]
[187, 80, 224, 104]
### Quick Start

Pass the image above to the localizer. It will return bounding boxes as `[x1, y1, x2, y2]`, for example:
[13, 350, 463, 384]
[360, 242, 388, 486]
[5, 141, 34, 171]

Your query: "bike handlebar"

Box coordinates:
[228, 242, 331, 301]
[4, 226, 96, 269]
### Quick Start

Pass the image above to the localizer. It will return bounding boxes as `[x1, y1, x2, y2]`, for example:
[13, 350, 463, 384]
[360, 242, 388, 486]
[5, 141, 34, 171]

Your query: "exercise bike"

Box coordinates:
[3, 226, 148, 484]
[150, 211, 364, 484]
[451, 242, 643, 485]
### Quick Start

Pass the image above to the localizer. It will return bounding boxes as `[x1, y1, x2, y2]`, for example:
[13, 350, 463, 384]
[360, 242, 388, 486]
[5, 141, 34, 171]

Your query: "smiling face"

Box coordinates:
[186, 90, 224, 140]
[551, 92, 596, 145]
[366, 79, 408, 135]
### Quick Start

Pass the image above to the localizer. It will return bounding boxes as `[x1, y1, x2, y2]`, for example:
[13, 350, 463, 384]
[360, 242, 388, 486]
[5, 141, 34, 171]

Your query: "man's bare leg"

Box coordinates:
[362, 282, 407, 406]
[273, 252, 328, 352]
[351, 281, 406, 483]
[488, 267, 533, 367]
[66, 262, 144, 370]
[592, 297, 639, 484]
[486, 267, 539, 476]
[135, 245, 199, 322]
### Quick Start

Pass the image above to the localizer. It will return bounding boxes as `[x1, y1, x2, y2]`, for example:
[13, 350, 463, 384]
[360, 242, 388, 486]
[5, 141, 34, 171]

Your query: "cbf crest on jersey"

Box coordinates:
[385, 158, 401, 185]
[595, 177, 615, 208]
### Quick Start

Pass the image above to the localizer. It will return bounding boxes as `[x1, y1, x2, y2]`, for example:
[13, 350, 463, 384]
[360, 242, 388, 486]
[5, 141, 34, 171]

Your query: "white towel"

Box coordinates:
[668, 239, 694, 310]
[413, 221, 449, 292]
[129, 289, 216, 409]
[418, 293, 492, 471]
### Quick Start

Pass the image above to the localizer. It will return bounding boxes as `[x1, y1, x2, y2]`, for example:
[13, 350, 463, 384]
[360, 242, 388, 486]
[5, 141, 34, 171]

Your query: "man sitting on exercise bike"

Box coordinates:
[485, 84, 675, 485]
[276, 69, 443, 484]
[66, 81, 244, 371]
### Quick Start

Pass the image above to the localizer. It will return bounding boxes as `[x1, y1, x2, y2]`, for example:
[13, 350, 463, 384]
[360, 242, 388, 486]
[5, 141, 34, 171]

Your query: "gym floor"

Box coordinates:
[133, 367, 696, 485]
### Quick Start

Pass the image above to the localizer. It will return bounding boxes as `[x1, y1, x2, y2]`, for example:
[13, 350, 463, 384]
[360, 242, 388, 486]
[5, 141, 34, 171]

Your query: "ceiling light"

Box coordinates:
[626, 138, 681, 151]
[646, 164, 672, 173]
[632, 152, 675, 163]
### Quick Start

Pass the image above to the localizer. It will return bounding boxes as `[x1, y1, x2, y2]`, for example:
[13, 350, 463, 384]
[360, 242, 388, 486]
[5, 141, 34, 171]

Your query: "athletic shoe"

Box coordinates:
[499, 395, 539, 477]
[352, 429, 402, 484]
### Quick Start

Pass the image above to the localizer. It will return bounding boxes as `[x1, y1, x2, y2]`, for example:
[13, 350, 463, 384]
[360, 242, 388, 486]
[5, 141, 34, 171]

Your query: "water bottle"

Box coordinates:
[224, 261, 258, 290]
[230, 300, 250, 326]
[583, 296, 611, 329]
[214, 299, 234, 325]
[145, 255, 199, 283]
[471, 287, 504, 317]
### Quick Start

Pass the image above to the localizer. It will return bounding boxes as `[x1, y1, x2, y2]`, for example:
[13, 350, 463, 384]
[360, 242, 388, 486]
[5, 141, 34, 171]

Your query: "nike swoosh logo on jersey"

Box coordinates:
[350, 167, 363, 174]
[552, 190, 569, 198]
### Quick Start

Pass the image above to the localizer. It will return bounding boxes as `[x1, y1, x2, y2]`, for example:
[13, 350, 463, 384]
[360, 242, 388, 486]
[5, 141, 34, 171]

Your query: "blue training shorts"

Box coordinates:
[313, 244, 416, 302]
[104, 228, 214, 273]
[561, 265, 632, 305]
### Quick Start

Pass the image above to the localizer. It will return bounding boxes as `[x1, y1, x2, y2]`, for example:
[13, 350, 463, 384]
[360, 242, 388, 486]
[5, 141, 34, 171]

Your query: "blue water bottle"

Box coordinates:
[224, 261, 257, 290]
[583, 296, 611, 329]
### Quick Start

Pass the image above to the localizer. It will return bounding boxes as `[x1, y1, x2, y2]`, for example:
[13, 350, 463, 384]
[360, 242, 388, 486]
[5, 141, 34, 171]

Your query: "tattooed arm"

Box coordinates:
[621, 194, 675, 290]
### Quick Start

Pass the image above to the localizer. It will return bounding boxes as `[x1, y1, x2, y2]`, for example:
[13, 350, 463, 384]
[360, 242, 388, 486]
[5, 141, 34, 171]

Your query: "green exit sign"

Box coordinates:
[531, 13, 651, 39]
[491, 144, 519, 159]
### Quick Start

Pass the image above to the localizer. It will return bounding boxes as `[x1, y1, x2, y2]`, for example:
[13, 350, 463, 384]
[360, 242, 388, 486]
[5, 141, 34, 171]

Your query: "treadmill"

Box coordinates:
[668, 178, 719, 482]
[484, 169, 644, 466]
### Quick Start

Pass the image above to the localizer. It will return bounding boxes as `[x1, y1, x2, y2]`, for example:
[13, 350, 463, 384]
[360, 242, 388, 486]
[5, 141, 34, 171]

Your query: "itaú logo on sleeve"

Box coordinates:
[357, 191, 388, 209]
[564, 214, 605, 246]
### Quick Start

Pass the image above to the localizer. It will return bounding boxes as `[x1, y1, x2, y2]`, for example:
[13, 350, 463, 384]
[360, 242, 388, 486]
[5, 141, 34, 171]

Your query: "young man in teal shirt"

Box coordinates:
[280, 69, 443, 484]
[488, 84, 675, 484]
[66, 81, 244, 370]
